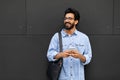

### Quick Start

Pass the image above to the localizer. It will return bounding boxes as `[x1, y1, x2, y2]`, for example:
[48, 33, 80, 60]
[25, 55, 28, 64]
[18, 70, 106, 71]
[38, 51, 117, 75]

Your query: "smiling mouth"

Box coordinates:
[65, 23, 71, 26]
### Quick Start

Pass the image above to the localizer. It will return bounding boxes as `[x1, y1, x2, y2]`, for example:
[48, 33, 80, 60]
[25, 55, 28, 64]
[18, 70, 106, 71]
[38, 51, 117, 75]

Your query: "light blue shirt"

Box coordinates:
[47, 29, 92, 80]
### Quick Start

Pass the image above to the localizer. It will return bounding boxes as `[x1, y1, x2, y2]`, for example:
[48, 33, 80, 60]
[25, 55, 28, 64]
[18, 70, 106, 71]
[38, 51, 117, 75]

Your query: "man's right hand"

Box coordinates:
[54, 50, 71, 59]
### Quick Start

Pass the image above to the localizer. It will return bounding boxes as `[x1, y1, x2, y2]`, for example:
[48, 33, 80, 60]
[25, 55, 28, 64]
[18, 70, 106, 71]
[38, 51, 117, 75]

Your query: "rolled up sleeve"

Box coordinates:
[47, 33, 59, 61]
[82, 36, 92, 65]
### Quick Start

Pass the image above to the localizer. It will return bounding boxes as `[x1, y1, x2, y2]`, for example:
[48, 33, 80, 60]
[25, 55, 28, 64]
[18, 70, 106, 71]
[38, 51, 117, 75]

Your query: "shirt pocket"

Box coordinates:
[75, 43, 85, 54]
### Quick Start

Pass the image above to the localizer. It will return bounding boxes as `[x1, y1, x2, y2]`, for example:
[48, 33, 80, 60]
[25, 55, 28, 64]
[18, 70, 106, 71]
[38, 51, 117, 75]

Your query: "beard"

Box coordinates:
[64, 22, 75, 30]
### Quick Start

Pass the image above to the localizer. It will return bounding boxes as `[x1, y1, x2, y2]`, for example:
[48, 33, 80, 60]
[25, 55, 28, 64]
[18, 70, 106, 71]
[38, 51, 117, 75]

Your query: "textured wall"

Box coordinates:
[0, 0, 120, 80]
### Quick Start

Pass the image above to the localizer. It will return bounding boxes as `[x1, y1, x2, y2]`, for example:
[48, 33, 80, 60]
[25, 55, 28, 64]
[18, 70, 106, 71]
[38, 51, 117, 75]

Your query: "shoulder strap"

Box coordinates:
[58, 31, 63, 52]
[58, 31, 63, 68]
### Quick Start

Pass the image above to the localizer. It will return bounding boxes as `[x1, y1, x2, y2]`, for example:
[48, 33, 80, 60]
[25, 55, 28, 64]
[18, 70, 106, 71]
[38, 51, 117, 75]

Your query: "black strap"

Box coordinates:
[58, 31, 63, 52]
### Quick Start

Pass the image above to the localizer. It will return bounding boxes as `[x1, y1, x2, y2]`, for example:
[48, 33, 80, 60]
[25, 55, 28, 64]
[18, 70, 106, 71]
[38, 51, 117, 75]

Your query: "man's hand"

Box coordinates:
[70, 49, 86, 63]
[54, 50, 71, 59]
[55, 49, 86, 63]
[70, 49, 80, 58]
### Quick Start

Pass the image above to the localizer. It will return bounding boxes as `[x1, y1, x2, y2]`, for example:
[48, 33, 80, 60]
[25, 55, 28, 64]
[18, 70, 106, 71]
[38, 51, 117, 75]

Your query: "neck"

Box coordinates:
[64, 26, 76, 35]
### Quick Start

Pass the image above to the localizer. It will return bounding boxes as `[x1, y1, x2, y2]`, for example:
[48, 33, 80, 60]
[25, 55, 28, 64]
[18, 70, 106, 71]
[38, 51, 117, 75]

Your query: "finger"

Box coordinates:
[64, 50, 70, 53]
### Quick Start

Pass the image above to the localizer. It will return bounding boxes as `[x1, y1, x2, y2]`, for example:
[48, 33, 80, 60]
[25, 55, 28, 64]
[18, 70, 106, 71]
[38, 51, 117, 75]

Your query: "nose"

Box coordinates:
[64, 19, 69, 22]
[64, 18, 70, 22]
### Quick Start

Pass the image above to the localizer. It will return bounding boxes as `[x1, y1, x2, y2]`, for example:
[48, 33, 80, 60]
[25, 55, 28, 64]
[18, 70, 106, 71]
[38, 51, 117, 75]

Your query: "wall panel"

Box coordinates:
[27, 0, 113, 35]
[0, 0, 26, 34]
[113, 0, 120, 34]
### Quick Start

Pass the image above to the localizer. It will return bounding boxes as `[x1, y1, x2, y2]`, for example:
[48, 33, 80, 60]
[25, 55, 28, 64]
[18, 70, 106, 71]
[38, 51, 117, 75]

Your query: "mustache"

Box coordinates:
[65, 22, 71, 25]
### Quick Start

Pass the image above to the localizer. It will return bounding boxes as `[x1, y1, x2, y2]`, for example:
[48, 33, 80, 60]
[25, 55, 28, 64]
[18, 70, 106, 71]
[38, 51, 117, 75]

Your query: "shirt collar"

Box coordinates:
[61, 28, 78, 37]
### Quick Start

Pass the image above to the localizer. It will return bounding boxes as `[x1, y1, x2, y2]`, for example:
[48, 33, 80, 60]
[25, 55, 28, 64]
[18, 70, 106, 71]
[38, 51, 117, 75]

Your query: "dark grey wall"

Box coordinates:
[0, 0, 120, 80]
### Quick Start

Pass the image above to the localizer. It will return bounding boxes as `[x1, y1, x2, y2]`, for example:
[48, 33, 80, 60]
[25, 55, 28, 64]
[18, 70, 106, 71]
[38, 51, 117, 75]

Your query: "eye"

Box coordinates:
[64, 17, 74, 20]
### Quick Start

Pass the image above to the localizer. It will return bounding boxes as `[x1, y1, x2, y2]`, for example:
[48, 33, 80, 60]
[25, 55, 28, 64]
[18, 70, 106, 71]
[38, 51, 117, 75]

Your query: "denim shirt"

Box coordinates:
[47, 29, 92, 80]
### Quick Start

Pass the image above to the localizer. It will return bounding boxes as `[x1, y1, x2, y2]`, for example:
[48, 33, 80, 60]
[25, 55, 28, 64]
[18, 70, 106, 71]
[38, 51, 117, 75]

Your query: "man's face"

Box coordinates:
[64, 13, 78, 30]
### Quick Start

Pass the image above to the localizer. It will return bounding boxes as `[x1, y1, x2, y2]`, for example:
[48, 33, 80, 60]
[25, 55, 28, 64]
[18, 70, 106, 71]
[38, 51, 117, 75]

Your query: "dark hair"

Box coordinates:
[64, 8, 80, 21]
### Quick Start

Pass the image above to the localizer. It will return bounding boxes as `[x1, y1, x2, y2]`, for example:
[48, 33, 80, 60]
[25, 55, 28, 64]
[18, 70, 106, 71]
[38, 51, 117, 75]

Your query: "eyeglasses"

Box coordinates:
[64, 17, 74, 20]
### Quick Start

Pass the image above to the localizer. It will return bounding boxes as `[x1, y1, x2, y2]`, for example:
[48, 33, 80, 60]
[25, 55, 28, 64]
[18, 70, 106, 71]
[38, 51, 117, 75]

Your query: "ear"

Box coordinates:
[75, 20, 78, 25]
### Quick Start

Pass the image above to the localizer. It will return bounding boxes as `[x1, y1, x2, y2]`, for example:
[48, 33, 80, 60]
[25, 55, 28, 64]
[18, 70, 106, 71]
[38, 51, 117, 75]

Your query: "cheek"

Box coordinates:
[71, 21, 75, 25]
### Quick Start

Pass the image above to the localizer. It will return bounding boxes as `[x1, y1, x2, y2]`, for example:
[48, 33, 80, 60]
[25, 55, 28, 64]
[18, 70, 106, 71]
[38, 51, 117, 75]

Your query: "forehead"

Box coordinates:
[65, 13, 74, 18]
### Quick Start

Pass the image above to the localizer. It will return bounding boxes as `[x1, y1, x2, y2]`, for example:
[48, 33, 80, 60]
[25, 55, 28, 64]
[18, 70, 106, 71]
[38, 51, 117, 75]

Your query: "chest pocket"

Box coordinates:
[75, 43, 85, 54]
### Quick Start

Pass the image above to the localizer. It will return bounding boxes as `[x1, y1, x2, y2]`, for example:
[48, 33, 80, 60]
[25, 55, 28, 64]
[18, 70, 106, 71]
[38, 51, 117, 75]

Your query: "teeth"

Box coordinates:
[66, 24, 69, 26]
[66, 23, 70, 25]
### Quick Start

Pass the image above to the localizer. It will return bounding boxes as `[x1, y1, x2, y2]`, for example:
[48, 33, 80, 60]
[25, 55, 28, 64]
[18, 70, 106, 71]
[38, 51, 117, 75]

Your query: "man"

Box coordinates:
[47, 8, 92, 80]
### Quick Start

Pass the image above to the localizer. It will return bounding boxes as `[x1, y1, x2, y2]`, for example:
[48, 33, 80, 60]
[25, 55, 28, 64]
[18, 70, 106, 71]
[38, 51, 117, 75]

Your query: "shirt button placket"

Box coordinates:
[70, 58, 73, 80]
[69, 35, 73, 80]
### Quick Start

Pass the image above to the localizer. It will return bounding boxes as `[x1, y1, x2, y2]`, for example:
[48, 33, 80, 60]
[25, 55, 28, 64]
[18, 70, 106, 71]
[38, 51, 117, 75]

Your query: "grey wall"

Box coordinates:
[0, 0, 120, 80]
